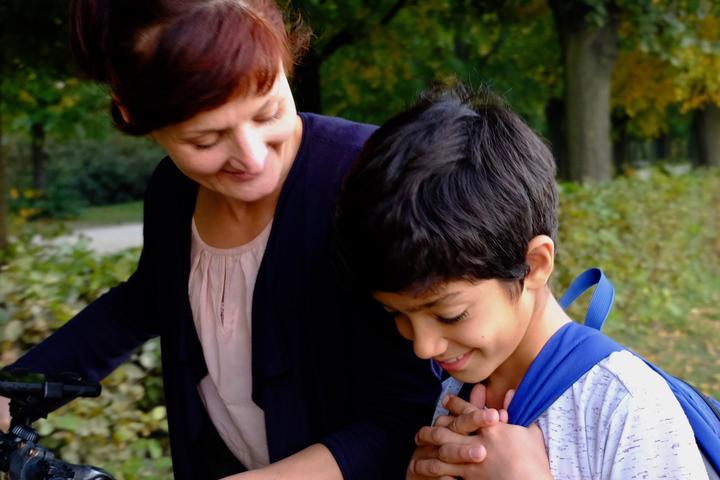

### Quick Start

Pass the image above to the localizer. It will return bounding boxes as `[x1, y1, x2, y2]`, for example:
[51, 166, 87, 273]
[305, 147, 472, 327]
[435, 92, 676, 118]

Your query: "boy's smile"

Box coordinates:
[435, 349, 473, 372]
[373, 279, 535, 385]
[372, 243, 568, 410]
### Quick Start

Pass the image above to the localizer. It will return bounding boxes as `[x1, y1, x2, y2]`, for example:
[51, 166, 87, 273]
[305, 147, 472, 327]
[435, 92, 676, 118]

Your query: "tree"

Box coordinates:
[549, 0, 620, 182]
[611, 7, 720, 167]
[306, 0, 559, 127]
[1, 1, 72, 246]
[549, 0, 720, 180]
[290, 0, 416, 113]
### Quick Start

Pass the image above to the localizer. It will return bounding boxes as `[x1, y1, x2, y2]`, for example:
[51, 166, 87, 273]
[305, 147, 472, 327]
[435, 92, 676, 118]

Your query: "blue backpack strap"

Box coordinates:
[508, 268, 620, 426]
[639, 357, 720, 472]
[560, 269, 720, 473]
[507, 322, 623, 426]
[558, 267, 614, 331]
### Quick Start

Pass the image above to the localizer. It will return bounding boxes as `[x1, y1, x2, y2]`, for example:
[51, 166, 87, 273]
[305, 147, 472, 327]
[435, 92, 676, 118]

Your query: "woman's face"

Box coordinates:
[151, 71, 301, 204]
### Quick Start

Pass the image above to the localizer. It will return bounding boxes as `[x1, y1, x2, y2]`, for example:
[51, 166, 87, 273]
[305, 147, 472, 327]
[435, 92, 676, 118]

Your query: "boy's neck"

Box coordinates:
[483, 289, 570, 409]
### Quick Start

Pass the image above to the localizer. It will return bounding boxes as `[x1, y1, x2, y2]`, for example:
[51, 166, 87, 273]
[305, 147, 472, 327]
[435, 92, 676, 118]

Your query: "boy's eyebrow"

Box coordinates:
[405, 291, 461, 313]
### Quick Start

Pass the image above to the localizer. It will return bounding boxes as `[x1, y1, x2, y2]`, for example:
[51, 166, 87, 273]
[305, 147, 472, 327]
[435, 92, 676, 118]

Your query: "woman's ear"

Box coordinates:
[112, 94, 132, 124]
[523, 235, 555, 291]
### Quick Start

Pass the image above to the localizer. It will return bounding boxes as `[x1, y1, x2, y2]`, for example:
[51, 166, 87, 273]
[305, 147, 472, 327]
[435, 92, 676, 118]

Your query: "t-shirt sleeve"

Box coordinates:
[538, 351, 709, 480]
[600, 385, 709, 480]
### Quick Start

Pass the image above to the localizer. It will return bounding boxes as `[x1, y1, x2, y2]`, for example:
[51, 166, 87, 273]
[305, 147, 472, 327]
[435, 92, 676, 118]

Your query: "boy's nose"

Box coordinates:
[411, 326, 447, 360]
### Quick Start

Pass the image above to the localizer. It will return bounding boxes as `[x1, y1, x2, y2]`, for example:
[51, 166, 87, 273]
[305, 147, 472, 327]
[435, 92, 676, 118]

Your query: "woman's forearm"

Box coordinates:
[221, 443, 343, 480]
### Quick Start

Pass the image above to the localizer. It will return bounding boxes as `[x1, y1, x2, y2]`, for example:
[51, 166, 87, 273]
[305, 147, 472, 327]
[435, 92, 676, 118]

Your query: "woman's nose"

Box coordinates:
[232, 128, 268, 173]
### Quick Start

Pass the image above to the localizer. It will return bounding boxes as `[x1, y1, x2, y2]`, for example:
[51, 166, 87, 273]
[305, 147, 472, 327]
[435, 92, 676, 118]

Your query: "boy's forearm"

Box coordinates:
[221, 444, 343, 480]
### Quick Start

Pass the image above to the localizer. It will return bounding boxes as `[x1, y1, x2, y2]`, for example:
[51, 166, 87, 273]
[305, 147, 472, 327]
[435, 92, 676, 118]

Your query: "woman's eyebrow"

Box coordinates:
[182, 97, 280, 136]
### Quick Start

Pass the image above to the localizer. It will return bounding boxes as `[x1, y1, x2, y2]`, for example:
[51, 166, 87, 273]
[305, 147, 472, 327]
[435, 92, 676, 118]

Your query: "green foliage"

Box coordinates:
[2, 76, 111, 141]
[317, 0, 559, 130]
[6, 134, 162, 212]
[0, 169, 717, 477]
[6, 185, 83, 221]
[553, 167, 720, 397]
[47, 137, 163, 206]
[0, 235, 171, 479]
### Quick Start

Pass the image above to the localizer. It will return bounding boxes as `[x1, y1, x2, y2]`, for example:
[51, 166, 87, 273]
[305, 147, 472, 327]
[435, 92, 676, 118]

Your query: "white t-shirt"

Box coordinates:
[537, 350, 707, 479]
[435, 350, 709, 479]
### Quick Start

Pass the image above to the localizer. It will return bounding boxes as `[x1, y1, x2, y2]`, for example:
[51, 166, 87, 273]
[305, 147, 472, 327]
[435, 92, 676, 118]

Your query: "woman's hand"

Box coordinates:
[0, 396, 10, 432]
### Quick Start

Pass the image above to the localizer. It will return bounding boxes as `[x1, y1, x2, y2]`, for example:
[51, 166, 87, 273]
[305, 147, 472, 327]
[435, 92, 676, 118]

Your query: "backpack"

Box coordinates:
[434, 268, 720, 477]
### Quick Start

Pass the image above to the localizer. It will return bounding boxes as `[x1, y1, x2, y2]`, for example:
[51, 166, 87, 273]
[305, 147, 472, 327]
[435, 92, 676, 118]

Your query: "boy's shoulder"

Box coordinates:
[581, 349, 672, 401]
[539, 350, 707, 479]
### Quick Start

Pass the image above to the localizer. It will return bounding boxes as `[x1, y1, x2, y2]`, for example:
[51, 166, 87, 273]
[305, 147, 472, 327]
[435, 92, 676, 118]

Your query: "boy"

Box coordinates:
[334, 85, 708, 479]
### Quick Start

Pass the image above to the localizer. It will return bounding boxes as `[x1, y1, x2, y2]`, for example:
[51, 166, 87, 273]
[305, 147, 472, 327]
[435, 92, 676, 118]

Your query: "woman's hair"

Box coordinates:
[335, 84, 558, 296]
[70, 0, 310, 135]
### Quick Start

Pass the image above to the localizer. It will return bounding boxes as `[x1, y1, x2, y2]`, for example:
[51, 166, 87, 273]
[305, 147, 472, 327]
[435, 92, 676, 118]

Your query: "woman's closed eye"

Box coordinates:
[187, 134, 221, 150]
[194, 140, 219, 150]
[255, 105, 282, 124]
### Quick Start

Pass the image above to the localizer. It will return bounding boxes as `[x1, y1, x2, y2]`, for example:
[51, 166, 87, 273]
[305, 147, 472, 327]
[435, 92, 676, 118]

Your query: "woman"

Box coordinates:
[3, 1, 439, 478]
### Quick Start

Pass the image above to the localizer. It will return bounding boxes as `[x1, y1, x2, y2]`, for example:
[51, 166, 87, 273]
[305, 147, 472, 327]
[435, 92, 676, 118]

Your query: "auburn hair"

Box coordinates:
[70, 0, 309, 134]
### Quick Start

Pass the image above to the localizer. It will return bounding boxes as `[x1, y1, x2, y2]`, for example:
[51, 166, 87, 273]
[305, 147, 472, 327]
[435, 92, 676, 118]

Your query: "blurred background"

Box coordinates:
[0, 1, 718, 478]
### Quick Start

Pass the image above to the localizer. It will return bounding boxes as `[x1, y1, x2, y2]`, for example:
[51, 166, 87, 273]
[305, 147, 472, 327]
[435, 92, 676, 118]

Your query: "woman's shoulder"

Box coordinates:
[299, 112, 377, 153]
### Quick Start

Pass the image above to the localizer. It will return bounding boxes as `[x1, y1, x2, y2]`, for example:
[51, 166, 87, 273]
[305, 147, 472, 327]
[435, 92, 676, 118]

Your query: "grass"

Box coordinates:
[8, 201, 143, 243]
[553, 167, 720, 398]
[67, 201, 143, 228]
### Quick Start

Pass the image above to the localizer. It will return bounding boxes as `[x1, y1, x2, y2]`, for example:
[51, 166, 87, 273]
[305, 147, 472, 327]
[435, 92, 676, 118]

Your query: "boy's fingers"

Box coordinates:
[443, 394, 480, 416]
[446, 408, 500, 434]
[469, 383, 487, 409]
[503, 389, 516, 410]
[416, 425, 469, 446]
[412, 458, 467, 478]
[499, 408, 509, 424]
[433, 415, 453, 427]
[437, 442, 487, 463]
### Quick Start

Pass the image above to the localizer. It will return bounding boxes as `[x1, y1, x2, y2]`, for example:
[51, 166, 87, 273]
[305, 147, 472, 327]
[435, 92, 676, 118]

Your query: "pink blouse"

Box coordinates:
[188, 218, 272, 469]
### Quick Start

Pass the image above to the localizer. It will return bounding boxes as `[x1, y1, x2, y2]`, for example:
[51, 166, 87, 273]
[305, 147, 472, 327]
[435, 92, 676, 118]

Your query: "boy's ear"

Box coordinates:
[523, 235, 555, 291]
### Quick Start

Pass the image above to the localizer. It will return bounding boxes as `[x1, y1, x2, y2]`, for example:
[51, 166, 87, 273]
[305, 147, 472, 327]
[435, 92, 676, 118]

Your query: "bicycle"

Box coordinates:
[0, 369, 115, 480]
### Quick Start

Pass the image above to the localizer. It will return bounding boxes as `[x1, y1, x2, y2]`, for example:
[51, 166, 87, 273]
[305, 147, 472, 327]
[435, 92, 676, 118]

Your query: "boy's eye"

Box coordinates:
[436, 310, 468, 325]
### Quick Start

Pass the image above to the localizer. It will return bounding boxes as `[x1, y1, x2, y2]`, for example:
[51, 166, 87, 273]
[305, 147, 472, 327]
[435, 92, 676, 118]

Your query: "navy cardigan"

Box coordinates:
[14, 113, 440, 479]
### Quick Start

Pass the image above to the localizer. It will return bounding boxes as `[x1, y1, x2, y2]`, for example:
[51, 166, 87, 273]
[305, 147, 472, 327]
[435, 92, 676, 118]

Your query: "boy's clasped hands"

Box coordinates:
[407, 384, 551, 480]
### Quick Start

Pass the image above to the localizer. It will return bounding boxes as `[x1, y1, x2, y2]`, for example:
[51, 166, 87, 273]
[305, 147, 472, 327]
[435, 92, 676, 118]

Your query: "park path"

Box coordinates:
[59, 223, 143, 254]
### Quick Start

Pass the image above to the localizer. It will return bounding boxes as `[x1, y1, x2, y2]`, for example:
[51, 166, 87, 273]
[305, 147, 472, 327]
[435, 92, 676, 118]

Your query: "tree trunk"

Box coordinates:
[0, 96, 7, 251]
[551, 1, 619, 182]
[31, 121, 48, 190]
[292, 50, 322, 114]
[563, 21, 618, 181]
[654, 133, 670, 162]
[693, 104, 720, 167]
[545, 97, 568, 179]
[612, 113, 630, 173]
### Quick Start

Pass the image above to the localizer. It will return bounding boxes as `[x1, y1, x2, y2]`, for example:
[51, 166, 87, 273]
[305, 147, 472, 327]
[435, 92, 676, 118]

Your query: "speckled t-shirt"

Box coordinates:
[435, 350, 708, 479]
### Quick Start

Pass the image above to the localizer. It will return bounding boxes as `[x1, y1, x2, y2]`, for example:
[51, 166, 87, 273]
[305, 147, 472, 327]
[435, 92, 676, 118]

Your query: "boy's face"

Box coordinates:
[373, 279, 535, 385]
